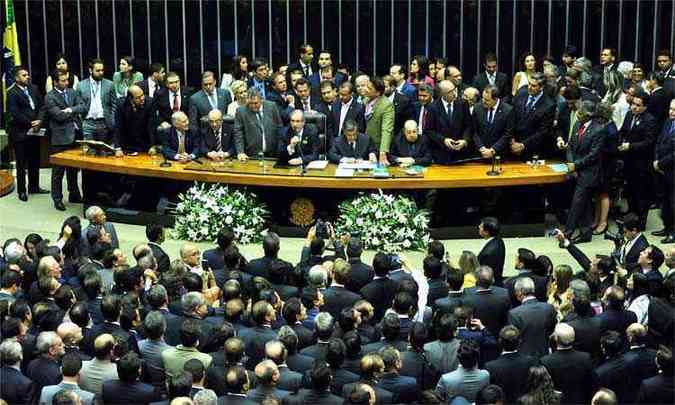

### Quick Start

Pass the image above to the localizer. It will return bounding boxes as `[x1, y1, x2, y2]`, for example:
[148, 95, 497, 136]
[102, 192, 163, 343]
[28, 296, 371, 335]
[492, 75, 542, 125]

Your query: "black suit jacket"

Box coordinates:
[328, 133, 375, 163]
[0, 366, 35, 404]
[426, 99, 473, 164]
[161, 127, 202, 160]
[621, 233, 649, 271]
[238, 325, 278, 368]
[343, 381, 395, 404]
[313, 101, 337, 144]
[504, 271, 548, 307]
[512, 92, 556, 158]
[6, 83, 45, 143]
[433, 291, 467, 314]
[541, 349, 595, 404]
[345, 258, 374, 293]
[648, 87, 670, 126]
[376, 372, 420, 403]
[332, 98, 366, 137]
[654, 119, 675, 182]
[102, 380, 160, 404]
[598, 308, 638, 334]
[390, 92, 413, 135]
[153, 88, 191, 125]
[86, 321, 141, 355]
[388, 132, 433, 166]
[299, 341, 329, 362]
[277, 366, 303, 393]
[322, 285, 362, 319]
[286, 353, 315, 373]
[164, 314, 215, 349]
[148, 242, 170, 274]
[477, 237, 506, 286]
[360, 278, 399, 322]
[567, 120, 607, 188]
[472, 71, 510, 102]
[636, 373, 674, 404]
[277, 124, 321, 164]
[471, 101, 514, 156]
[399, 350, 441, 390]
[116, 99, 156, 152]
[137, 79, 163, 101]
[619, 111, 658, 167]
[594, 356, 634, 404]
[462, 287, 511, 337]
[426, 278, 450, 305]
[284, 388, 343, 405]
[201, 123, 236, 157]
[485, 352, 539, 403]
[25, 356, 62, 396]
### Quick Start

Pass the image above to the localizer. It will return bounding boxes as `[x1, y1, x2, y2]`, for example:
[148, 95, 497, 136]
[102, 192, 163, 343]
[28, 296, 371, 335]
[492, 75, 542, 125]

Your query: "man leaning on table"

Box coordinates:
[328, 119, 377, 163]
[388, 120, 433, 167]
[233, 87, 283, 160]
[202, 109, 235, 161]
[278, 109, 320, 166]
[161, 111, 201, 162]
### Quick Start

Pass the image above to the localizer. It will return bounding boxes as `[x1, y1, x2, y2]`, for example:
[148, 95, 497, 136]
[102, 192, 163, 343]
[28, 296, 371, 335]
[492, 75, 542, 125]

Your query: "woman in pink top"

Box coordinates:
[407, 55, 435, 88]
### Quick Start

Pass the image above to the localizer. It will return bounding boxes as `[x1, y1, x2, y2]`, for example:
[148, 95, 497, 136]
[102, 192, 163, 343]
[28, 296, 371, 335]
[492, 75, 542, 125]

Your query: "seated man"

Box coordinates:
[328, 119, 376, 164]
[388, 120, 432, 166]
[161, 111, 201, 162]
[233, 87, 283, 160]
[277, 109, 320, 166]
[201, 109, 235, 161]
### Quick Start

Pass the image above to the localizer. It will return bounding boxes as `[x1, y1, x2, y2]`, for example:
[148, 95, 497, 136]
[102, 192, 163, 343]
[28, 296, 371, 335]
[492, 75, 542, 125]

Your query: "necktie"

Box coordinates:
[23, 88, 35, 110]
[578, 123, 587, 144]
[350, 141, 356, 155]
[411, 142, 416, 155]
[670, 120, 675, 134]
[303, 99, 310, 112]
[568, 111, 578, 140]
[487, 108, 494, 125]
[215, 129, 222, 152]
[419, 106, 426, 133]
[257, 112, 266, 152]
[63, 90, 70, 106]
[172, 93, 180, 112]
[631, 116, 638, 130]
[526, 96, 535, 112]
[177, 131, 186, 154]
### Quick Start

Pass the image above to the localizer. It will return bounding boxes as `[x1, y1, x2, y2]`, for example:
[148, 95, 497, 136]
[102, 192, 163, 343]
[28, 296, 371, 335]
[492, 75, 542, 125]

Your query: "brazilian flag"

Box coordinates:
[3, 0, 21, 127]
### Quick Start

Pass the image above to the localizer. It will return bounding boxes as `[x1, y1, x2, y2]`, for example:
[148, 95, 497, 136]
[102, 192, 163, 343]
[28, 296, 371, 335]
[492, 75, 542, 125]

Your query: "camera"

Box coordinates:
[315, 219, 331, 240]
[604, 220, 625, 250]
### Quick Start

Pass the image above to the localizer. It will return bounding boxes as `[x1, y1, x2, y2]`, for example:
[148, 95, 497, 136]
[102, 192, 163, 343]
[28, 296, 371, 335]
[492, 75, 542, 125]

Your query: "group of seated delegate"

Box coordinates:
[6, 45, 675, 243]
[0, 210, 674, 405]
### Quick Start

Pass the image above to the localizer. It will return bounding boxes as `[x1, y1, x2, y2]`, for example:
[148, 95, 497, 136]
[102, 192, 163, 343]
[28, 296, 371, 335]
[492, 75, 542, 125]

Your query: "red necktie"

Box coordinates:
[172, 94, 180, 112]
[578, 123, 587, 144]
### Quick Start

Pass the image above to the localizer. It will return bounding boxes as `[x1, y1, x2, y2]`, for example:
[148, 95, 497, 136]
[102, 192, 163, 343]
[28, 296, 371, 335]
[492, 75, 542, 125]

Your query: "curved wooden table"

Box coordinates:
[0, 170, 15, 197]
[50, 149, 567, 189]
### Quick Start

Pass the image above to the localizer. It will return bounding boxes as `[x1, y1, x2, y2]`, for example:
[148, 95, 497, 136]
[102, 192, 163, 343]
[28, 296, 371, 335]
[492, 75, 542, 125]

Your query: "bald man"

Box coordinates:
[429, 80, 473, 164]
[247, 360, 290, 402]
[117, 84, 157, 153]
[265, 340, 303, 392]
[202, 109, 235, 160]
[277, 109, 320, 165]
[388, 119, 432, 167]
[57, 322, 90, 361]
[462, 87, 481, 115]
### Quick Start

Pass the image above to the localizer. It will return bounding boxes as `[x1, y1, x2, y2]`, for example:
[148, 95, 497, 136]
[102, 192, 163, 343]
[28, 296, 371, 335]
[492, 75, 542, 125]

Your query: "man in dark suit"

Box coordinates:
[427, 81, 473, 164]
[635, 345, 674, 404]
[188, 71, 232, 134]
[238, 301, 278, 368]
[216, 365, 258, 405]
[281, 299, 314, 349]
[504, 248, 548, 307]
[6, 66, 47, 202]
[161, 111, 201, 162]
[246, 360, 291, 402]
[308, 51, 347, 94]
[463, 266, 511, 337]
[376, 347, 420, 403]
[201, 109, 235, 161]
[621, 324, 658, 403]
[267, 72, 295, 124]
[322, 259, 362, 319]
[389, 63, 417, 99]
[345, 239, 374, 293]
[554, 85, 582, 163]
[86, 294, 140, 354]
[102, 352, 159, 404]
[233, 88, 283, 159]
[565, 100, 607, 243]
[152, 71, 191, 130]
[484, 325, 539, 403]
[562, 280, 604, 359]
[359, 253, 399, 322]
[477, 217, 506, 286]
[333, 82, 366, 137]
[163, 292, 215, 350]
[328, 119, 377, 163]
[277, 110, 321, 166]
[45, 70, 88, 211]
[116, 85, 156, 154]
[616, 213, 651, 272]
[507, 277, 557, 357]
[286, 44, 317, 83]
[510, 72, 556, 160]
[598, 286, 637, 334]
[299, 312, 334, 361]
[383, 75, 413, 135]
[137, 62, 165, 100]
[26, 331, 65, 396]
[321, 338, 360, 395]
[423, 256, 449, 304]
[653, 102, 675, 243]
[647, 72, 670, 127]
[594, 331, 634, 404]
[247, 58, 273, 100]
[472, 53, 511, 104]
[388, 120, 433, 166]
[433, 268, 467, 315]
[0, 340, 35, 404]
[285, 363, 343, 405]
[592, 48, 618, 96]
[312, 80, 339, 149]
[618, 89, 658, 230]
[293, 77, 320, 113]
[541, 323, 595, 404]
[472, 85, 514, 160]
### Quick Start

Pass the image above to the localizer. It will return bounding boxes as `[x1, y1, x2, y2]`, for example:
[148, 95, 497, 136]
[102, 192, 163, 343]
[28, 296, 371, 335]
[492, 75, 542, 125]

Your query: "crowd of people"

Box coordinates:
[0, 205, 674, 405]
[5, 45, 675, 245]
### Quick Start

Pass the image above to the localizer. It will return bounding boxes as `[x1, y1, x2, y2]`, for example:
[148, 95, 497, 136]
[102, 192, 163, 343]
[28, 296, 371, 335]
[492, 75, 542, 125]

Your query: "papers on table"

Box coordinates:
[306, 160, 329, 170]
[548, 163, 569, 173]
[335, 168, 355, 177]
[338, 161, 376, 170]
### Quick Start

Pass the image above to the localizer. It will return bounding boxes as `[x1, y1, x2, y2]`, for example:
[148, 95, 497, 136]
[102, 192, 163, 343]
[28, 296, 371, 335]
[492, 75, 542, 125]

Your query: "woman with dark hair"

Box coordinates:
[535, 255, 554, 277]
[45, 53, 79, 92]
[23, 233, 43, 262]
[407, 55, 435, 88]
[512, 53, 538, 96]
[518, 366, 561, 405]
[113, 56, 144, 98]
[221, 54, 249, 91]
[59, 216, 87, 280]
[626, 272, 653, 324]
[591, 101, 620, 236]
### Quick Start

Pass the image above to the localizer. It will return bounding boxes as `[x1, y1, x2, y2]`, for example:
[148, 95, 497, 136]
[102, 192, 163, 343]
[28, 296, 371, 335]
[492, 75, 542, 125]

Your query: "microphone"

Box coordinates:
[158, 146, 172, 168]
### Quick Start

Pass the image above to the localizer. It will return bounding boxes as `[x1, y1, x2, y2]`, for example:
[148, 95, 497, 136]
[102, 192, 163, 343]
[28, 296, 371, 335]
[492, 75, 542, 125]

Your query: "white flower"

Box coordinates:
[225, 215, 233, 225]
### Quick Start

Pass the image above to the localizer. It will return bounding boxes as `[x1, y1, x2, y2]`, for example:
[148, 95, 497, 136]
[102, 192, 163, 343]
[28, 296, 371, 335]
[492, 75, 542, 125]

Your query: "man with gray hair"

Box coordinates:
[81, 205, 119, 257]
[233, 87, 283, 160]
[307, 265, 328, 289]
[139, 311, 173, 393]
[388, 119, 433, 167]
[265, 340, 303, 392]
[462, 265, 511, 337]
[278, 109, 320, 166]
[165, 292, 212, 347]
[3, 241, 26, 266]
[541, 322, 595, 404]
[0, 340, 34, 404]
[507, 277, 557, 357]
[300, 312, 334, 361]
[564, 99, 607, 243]
[327, 118, 376, 163]
[162, 110, 201, 162]
[563, 279, 604, 358]
[26, 331, 65, 395]
[188, 71, 232, 134]
[510, 71, 556, 159]
[193, 388, 218, 405]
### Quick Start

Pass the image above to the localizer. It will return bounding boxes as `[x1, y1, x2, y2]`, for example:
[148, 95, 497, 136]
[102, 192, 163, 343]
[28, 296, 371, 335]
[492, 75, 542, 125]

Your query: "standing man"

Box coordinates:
[189, 71, 232, 134]
[472, 53, 510, 104]
[510, 73, 556, 160]
[389, 64, 417, 99]
[430, 80, 472, 164]
[565, 100, 607, 243]
[593, 48, 618, 96]
[138, 63, 165, 101]
[247, 58, 272, 100]
[364, 77, 395, 166]
[153, 71, 191, 130]
[233, 88, 283, 160]
[652, 99, 675, 243]
[75, 58, 115, 144]
[308, 50, 346, 94]
[383, 74, 412, 136]
[6, 66, 47, 202]
[332, 82, 365, 137]
[287, 44, 316, 83]
[477, 217, 506, 286]
[472, 85, 514, 160]
[45, 70, 87, 211]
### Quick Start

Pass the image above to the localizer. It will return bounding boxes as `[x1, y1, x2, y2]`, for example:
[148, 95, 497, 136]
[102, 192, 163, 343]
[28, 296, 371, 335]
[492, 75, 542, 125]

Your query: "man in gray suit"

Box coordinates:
[507, 277, 557, 357]
[75, 58, 115, 144]
[188, 71, 232, 134]
[39, 352, 96, 405]
[45, 70, 88, 211]
[234, 88, 283, 160]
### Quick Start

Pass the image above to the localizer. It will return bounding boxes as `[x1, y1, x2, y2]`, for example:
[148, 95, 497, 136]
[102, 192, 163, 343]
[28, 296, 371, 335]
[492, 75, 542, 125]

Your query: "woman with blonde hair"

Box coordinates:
[227, 80, 248, 117]
[512, 53, 538, 96]
[547, 264, 574, 320]
[458, 251, 479, 289]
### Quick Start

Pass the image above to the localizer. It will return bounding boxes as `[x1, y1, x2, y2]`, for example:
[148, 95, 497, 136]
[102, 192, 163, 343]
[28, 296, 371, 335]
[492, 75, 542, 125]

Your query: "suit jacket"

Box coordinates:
[139, 338, 173, 395]
[648, 87, 670, 126]
[504, 271, 548, 307]
[115, 98, 156, 152]
[247, 77, 273, 100]
[45, 88, 87, 145]
[647, 297, 675, 347]
[40, 381, 96, 405]
[654, 119, 675, 182]
[1, 366, 35, 404]
[428, 98, 473, 164]
[471, 101, 514, 156]
[434, 291, 467, 315]
[389, 92, 413, 135]
[472, 71, 510, 102]
[345, 258, 374, 293]
[6, 83, 45, 143]
[188, 89, 232, 133]
[201, 123, 236, 157]
[26, 356, 62, 396]
[86, 321, 140, 355]
[485, 352, 539, 403]
[161, 345, 213, 378]
[286, 353, 315, 373]
[567, 120, 607, 188]
[148, 242, 171, 274]
[376, 372, 420, 403]
[541, 349, 595, 404]
[636, 373, 674, 404]
[621, 346, 658, 388]
[388, 132, 433, 166]
[477, 238, 506, 286]
[423, 339, 461, 374]
[328, 133, 375, 163]
[365, 96, 395, 153]
[276, 365, 303, 393]
[621, 233, 649, 270]
[322, 285, 362, 319]
[618, 111, 658, 167]
[562, 312, 605, 359]
[238, 325, 278, 368]
[246, 385, 291, 402]
[332, 98, 366, 137]
[507, 298, 557, 357]
[343, 381, 395, 404]
[161, 126, 202, 160]
[308, 71, 347, 94]
[462, 287, 511, 337]
[277, 124, 321, 164]
[137, 78, 163, 101]
[312, 101, 337, 143]
[594, 356, 634, 404]
[218, 394, 259, 405]
[245, 255, 279, 279]
[399, 350, 441, 390]
[512, 91, 556, 158]
[102, 380, 159, 404]
[75, 77, 115, 129]
[165, 314, 215, 349]
[79, 358, 118, 395]
[598, 308, 638, 335]
[299, 341, 330, 362]
[233, 101, 283, 157]
[360, 277, 399, 322]
[284, 388, 342, 405]
[153, 87, 191, 125]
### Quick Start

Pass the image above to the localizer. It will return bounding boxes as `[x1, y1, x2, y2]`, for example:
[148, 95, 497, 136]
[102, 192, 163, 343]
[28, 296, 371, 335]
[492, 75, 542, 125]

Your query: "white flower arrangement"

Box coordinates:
[173, 183, 268, 244]
[335, 190, 430, 252]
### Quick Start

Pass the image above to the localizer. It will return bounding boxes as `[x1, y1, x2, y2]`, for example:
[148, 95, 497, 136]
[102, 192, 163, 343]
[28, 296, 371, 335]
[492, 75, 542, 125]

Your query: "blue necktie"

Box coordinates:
[526, 96, 534, 112]
[23, 88, 35, 110]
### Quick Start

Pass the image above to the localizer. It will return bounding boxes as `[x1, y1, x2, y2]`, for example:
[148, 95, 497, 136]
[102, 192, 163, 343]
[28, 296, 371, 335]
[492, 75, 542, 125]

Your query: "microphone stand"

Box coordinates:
[298, 132, 306, 176]
[159, 146, 172, 168]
